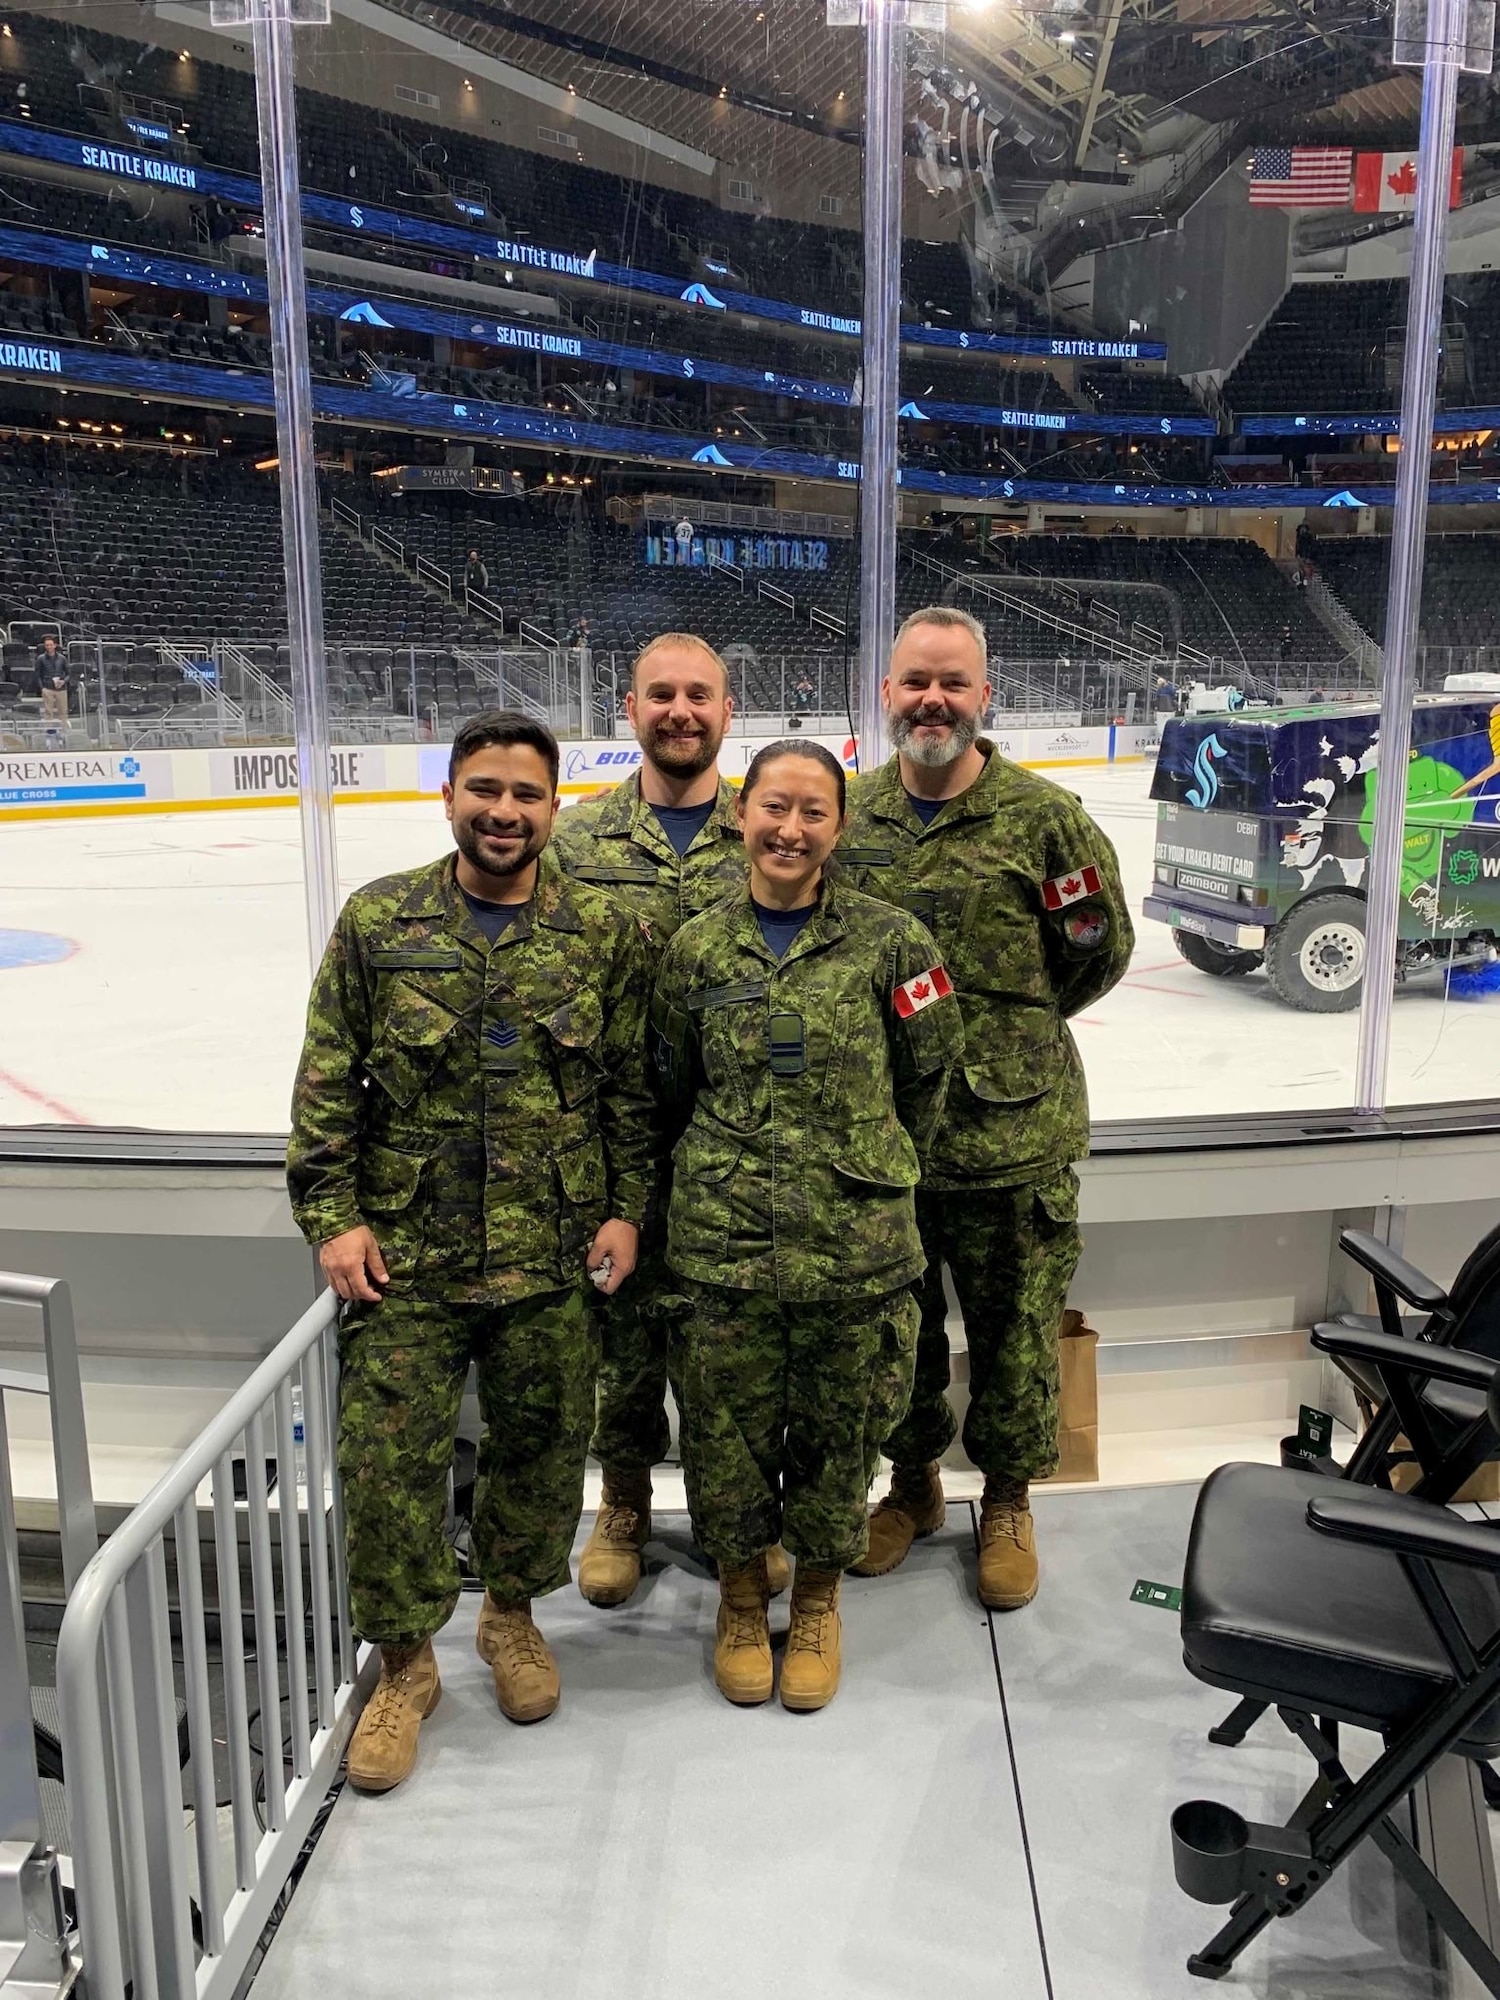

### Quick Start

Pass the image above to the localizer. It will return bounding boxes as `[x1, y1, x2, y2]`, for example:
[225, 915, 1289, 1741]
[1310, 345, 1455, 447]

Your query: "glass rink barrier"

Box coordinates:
[0, 0, 1497, 1134]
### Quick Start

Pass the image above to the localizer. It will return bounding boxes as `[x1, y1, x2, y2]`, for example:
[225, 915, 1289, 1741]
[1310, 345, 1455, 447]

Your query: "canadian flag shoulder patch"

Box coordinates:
[1041, 862, 1103, 911]
[894, 965, 953, 1018]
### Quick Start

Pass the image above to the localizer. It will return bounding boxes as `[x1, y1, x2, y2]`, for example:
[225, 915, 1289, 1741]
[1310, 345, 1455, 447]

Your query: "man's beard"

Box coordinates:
[641, 716, 723, 779]
[890, 706, 981, 768]
[454, 818, 545, 881]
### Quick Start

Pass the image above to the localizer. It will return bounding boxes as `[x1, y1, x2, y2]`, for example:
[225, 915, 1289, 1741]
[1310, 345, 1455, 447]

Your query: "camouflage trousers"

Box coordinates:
[590, 1234, 679, 1473]
[883, 1171, 1081, 1482]
[672, 1281, 919, 1571]
[338, 1287, 598, 1647]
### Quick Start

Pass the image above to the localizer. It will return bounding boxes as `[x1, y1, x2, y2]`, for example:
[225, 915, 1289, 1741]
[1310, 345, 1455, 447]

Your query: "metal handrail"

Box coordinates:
[55, 1288, 369, 2000]
[464, 585, 506, 630]
[0, 1272, 96, 1594]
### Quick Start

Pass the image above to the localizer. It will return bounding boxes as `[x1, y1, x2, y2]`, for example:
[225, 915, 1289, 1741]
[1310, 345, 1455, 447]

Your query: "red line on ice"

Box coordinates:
[0, 1067, 90, 1123]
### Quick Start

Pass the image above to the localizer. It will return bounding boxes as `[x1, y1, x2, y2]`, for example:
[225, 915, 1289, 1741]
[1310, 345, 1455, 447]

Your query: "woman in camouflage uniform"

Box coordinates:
[651, 742, 962, 1711]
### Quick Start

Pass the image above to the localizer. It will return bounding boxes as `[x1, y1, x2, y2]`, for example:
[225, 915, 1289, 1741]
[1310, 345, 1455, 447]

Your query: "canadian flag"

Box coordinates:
[894, 965, 953, 1018]
[1042, 863, 1103, 911]
[1353, 148, 1463, 213]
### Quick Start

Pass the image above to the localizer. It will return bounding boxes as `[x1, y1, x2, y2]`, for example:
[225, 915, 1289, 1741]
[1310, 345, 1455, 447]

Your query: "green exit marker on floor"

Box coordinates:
[1131, 1579, 1183, 1611]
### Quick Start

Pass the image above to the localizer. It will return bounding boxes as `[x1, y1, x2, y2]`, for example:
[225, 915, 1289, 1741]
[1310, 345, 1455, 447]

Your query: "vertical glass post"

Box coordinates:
[857, 0, 904, 771]
[1353, 0, 1474, 1111]
[235, 0, 340, 968]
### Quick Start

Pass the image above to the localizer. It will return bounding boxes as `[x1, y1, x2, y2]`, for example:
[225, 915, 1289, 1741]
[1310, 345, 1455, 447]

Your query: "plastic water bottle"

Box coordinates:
[291, 1385, 307, 1496]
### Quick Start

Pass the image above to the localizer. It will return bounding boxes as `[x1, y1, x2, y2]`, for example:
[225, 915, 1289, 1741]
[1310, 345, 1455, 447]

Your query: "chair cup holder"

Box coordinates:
[1172, 1800, 1252, 1903]
[1171, 1800, 1315, 1905]
[1280, 1435, 1337, 1474]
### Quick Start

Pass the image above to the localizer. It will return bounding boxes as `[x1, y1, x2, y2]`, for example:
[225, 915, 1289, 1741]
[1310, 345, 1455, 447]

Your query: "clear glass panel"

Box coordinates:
[0, 0, 869, 1132]
[291, 0, 868, 767]
[892, 3, 1418, 1124]
[1352, 1, 1500, 1111]
[0, 5, 300, 1130]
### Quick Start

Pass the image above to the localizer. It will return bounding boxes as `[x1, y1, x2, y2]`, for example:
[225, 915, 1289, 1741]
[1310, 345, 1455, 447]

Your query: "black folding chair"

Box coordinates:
[1172, 1327, 1500, 1990]
[1210, 1219, 1500, 1757]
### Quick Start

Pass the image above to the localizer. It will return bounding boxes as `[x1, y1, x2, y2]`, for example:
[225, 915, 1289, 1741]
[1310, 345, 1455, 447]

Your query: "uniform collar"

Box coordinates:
[395, 848, 585, 948]
[599, 770, 741, 859]
[866, 739, 1008, 833]
[726, 873, 848, 970]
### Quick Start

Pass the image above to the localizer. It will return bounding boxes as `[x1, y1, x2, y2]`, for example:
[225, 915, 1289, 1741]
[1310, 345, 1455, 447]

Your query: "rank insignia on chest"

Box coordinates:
[1042, 863, 1102, 911]
[894, 965, 953, 1017]
[482, 1020, 522, 1071]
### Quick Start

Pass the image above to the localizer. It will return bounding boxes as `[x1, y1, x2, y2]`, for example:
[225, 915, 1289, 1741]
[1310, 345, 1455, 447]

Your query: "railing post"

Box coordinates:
[856, 0, 903, 772]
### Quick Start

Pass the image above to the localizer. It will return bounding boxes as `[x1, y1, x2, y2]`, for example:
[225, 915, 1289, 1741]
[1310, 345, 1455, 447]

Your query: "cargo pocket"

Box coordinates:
[829, 1119, 921, 1191]
[543, 988, 608, 1107]
[367, 990, 463, 1109]
[1033, 1168, 1080, 1236]
[554, 1136, 608, 1261]
[355, 1141, 426, 1281]
[960, 1013, 1069, 1111]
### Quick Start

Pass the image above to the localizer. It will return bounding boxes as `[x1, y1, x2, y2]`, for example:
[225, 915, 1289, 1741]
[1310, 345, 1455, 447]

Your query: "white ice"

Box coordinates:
[1, 760, 1497, 1130]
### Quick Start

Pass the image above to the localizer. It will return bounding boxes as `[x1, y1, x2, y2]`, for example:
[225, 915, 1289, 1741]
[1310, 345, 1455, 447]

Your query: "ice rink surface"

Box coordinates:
[3, 758, 1498, 1130]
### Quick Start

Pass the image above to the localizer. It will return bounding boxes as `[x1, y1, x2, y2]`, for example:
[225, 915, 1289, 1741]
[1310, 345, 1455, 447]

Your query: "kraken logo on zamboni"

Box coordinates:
[1144, 690, 1500, 1011]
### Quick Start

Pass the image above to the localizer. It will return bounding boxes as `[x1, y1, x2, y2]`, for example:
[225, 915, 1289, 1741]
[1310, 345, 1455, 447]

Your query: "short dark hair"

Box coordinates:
[740, 738, 846, 816]
[449, 710, 560, 791]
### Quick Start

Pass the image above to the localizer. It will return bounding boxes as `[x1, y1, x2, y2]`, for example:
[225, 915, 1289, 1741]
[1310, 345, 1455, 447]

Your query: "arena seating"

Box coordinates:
[0, 11, 922, 327]
[1079, 369, 1205, 419]
[1312, 533, 1500, 665]
[1226, 277, 1500, 417]
[950, 531, 1348, 673]
[0, 452, 496, 713]
[358, 488, 851, 706]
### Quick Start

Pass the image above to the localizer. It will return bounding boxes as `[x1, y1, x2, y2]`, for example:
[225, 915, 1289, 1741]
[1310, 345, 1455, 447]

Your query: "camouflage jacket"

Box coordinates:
[840, 743, 1133, 1189]
[652, 879, 963, 1302]
[286, 850, 657, 1304]
[551, 773, 746, 959]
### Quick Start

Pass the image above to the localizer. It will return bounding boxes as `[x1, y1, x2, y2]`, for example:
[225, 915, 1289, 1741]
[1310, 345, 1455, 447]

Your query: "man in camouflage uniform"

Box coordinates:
[287, 712, 656, 1792]
[552, 633, 780, 1607]
[841, 606, 1133, 1610]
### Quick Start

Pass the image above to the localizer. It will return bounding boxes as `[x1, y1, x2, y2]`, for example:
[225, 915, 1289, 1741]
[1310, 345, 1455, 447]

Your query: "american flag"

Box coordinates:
[1248, 146, 1353, 207]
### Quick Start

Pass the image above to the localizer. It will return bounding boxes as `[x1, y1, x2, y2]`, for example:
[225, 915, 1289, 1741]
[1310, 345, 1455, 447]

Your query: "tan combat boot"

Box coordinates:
[577, 1467, 652, 1607]
[978, 1476, 1039, 1610]
[476, 1594, 561, 1722]
[780, 1567, 842, 1712]
[765, 1543, 792, 1597]
[849, 1462, 945, 1577]
[346, 1639, 441, 1792]
[714, 1553, 773, 1706]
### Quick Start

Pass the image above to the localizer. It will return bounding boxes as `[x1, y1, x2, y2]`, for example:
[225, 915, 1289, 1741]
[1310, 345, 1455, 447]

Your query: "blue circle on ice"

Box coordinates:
[0, 929, 74, 971]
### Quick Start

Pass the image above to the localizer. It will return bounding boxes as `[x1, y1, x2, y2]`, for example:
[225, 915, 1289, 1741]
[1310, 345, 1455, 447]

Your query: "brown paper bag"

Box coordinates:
[1041, 1307, 1099, 1483]
[1387, 1434, 1500, 1503]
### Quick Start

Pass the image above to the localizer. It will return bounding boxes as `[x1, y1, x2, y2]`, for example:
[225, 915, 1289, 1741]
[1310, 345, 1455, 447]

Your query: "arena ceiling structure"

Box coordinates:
[351, 0, 1496, 280]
